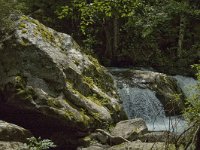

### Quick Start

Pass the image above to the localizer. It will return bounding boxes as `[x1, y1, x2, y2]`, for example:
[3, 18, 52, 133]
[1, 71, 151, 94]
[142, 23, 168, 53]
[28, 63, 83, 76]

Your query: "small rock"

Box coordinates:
[0, 141, 27, 150]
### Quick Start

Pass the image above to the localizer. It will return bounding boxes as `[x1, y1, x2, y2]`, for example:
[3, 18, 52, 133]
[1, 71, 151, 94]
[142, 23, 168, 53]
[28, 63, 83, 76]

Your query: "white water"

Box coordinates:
[117, 83, 186, 132]
[118, 84, 165, 121]
[112, 69, 198, 132]
[174, 75, 198, 98]
[146, 116, 186, 132]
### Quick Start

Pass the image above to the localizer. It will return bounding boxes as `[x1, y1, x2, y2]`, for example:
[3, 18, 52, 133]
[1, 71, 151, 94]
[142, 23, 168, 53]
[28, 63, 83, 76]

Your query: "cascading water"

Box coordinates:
[117, 82, 185, 132]
[118, 84, 165, 122]
[110, 68, 194, 132]
[174, 75, 198, 98]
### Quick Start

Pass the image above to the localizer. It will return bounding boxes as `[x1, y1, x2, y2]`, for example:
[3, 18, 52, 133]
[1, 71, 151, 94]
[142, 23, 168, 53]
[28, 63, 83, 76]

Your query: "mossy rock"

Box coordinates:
[0, 15, 126, 149]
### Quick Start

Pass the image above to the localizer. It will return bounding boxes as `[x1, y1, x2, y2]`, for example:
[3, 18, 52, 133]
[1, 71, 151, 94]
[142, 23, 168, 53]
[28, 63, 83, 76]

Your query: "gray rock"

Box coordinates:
[80, 128, 130, 148]
[0, 120, 32, 142]
[78, 144, 110, 150]
[91, 132, 109, 144]
[111, 118, 148, 141]
[139, 131, 177, 143]
[0, 120, 31, 150]
[108, 140, 175, 150]
[0, 15, 126, 148]
[0, 141, 27, 150]
[96, 129, 129, 145]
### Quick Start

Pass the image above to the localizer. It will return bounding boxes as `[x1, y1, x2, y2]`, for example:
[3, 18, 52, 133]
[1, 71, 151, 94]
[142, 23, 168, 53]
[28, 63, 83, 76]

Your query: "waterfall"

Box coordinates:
[111, 68, 188, 132]
[174, 75, 198, 98]
[117, 82, 185, 132]
[118, 84, 165, 122]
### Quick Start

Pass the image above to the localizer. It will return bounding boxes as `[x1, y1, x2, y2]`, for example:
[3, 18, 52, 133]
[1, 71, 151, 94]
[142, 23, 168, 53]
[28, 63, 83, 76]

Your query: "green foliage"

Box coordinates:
[54, 0, 199, 65]
[57, 0, 142, 34]
[184, 64, 200, 122]
[0, 0, 27, 35]
[25, 137, 56, 150]
[178, 64, 200, 149]
[1, 0, 199, 66]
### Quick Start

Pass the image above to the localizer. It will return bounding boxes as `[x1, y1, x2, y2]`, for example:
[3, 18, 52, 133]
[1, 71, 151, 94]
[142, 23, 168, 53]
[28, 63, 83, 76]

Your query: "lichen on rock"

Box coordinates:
[0, 15, 126, 149]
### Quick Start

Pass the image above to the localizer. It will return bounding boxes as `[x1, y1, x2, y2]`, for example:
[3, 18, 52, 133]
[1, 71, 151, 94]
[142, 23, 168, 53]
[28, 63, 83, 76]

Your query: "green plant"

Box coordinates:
[0, 0, 27, 36]
[25, 137, 56, 150]
[176, 64, 200, 149]
[184, 64, 200, 122]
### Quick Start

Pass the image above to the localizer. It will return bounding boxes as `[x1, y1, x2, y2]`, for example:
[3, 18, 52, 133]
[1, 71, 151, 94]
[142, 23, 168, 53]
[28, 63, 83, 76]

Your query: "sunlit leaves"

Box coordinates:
[57, 0, 143, 34]
[57, 6, 72, 19]
[184, 64, 200, 123]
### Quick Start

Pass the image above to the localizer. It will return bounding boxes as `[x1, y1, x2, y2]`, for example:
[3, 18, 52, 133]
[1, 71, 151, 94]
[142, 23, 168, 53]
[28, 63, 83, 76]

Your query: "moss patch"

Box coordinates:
[18, 23, 27, 29]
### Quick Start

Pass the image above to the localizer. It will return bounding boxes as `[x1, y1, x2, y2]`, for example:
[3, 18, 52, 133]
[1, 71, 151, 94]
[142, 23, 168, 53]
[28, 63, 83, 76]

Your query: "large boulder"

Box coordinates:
[0, 16, 126, 149]
[110, 69, 185, 115]
[111, 118, 148, 141]
[0, 120, 31, 150]
[0, 120, 32, 142]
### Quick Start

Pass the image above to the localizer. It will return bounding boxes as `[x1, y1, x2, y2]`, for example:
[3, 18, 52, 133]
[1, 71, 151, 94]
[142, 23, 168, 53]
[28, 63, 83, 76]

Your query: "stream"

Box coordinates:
[110, 68, 198, 133]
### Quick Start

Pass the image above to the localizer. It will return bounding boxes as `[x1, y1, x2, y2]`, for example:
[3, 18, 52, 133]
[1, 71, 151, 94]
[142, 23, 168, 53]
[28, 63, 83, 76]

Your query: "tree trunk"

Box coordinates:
[177, 0, 188, 58]
[177, 14, 186, 57]
[103, 22, 113, 60]
[113, 17, 119, 58]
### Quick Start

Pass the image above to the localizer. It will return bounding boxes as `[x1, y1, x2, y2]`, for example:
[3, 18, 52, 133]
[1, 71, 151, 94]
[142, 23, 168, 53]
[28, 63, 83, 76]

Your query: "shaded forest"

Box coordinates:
[1, 0, 200, 74]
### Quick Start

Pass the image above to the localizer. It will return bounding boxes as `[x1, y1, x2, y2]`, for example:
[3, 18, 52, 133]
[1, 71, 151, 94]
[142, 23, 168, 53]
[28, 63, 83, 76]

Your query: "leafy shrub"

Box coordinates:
[177, 64, 200, 149]
[184, 64, 200, 122]
[24, 137, 56, 150]
[0, 0, 27, 37]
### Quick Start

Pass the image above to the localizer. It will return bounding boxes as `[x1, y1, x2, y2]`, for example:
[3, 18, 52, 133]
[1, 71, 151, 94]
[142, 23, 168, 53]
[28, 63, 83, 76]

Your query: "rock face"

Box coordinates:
[0, 16, 126, 149]
[110, 69, 185, 115]
[0, 120, 31, 150]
